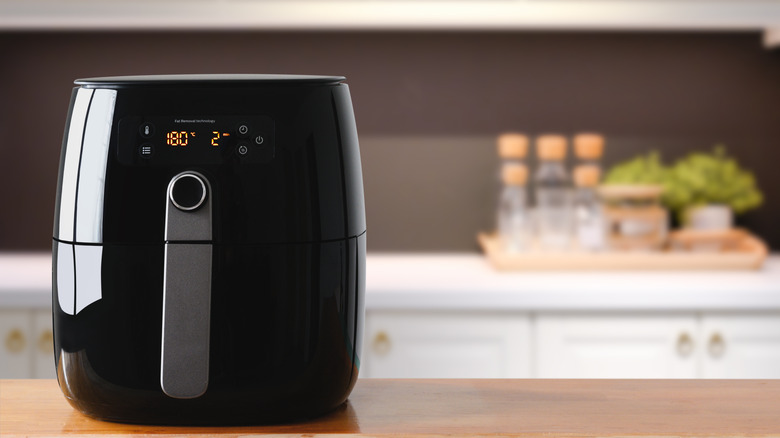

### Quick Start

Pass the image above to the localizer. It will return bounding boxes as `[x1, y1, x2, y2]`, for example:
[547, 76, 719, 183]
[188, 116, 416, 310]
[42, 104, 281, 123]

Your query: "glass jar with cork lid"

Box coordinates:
[598, 185, 669, 251]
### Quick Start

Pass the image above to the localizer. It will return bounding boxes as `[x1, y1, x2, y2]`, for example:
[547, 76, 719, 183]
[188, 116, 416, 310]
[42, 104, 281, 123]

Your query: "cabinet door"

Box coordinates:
[536, 314, 698, 378]
[0, 310, 33, 378]
[32, 309, 55, 378]
[363, 311, 530, 378]
[701, 314, 780, 379]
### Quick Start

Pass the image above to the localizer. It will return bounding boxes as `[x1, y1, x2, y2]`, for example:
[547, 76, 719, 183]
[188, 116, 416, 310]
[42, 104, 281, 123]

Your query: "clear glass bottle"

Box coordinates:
[498, 163, 532, 252]
[534, 134, 573, 250]
[573, 165, 605, 251]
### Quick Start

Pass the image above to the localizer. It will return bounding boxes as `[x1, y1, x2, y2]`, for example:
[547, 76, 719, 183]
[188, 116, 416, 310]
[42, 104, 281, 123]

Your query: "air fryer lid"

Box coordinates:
[54, 74, 365, 246]
[75, 74, 346, 87]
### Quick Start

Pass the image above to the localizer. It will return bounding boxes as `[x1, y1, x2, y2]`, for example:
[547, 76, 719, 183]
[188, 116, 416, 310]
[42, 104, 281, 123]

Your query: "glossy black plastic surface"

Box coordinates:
[53, 77, 365, 245]
[52, 75, 366, 424]
[53, 236, 365, 424]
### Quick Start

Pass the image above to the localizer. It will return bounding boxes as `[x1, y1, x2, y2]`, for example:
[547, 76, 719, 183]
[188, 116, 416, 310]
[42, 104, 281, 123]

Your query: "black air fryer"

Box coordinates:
[51, 74, 366, 424]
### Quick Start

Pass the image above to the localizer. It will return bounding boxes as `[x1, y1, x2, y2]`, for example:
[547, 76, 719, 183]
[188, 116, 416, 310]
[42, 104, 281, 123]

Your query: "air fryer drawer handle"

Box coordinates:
[160, 171, 213, 399]
[161, 243, 211, 399]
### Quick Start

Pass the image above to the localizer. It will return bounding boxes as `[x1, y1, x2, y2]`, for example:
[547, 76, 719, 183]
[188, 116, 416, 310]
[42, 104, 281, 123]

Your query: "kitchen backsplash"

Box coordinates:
[0, 31, 778, 251]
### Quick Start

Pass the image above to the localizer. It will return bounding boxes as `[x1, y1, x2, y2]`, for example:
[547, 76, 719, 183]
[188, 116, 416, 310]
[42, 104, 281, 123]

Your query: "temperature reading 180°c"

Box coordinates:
[166, 131, 191, 146]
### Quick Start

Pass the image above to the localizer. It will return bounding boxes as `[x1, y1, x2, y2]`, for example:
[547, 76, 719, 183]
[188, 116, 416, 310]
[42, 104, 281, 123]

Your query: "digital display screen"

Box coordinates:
[164, 130, 233, 147]
[118, 115, 275, 165]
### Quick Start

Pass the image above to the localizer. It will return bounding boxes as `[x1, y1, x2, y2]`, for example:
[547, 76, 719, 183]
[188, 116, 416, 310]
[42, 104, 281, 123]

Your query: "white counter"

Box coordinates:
[0, 253, 51, 308]
[366, 254, 780, 311]
[4, 252, 780, 311]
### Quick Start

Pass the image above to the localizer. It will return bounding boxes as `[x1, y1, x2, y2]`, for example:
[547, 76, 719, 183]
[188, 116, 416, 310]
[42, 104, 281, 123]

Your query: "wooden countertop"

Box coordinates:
[2, 379, 780, 437]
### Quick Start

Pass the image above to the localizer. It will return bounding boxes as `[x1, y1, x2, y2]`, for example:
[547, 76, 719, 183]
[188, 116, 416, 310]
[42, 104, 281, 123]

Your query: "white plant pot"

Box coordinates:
[686, 204, 734, 230]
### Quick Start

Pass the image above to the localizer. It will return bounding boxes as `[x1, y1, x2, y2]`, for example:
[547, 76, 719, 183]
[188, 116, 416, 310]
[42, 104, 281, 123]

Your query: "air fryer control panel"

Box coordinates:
[117, 115, 275, 165]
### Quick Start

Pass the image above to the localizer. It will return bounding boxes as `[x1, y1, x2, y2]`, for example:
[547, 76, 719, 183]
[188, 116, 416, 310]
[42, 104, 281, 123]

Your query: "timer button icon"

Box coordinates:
[139, 122, 154, 138]
[237, 124, 250, 137]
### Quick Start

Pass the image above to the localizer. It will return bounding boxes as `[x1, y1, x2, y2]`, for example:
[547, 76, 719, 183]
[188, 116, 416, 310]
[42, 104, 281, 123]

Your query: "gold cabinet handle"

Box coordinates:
[676, 332, 694, 358]
[372, 331, 391, 356]
[708, 332, 726, 359]
[38, 329, 53, 355]
[5, 329, 26, 353]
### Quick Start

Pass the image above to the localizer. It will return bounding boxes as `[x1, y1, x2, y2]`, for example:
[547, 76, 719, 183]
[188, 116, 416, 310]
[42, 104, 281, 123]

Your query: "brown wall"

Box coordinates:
[1, 31, 779, 251]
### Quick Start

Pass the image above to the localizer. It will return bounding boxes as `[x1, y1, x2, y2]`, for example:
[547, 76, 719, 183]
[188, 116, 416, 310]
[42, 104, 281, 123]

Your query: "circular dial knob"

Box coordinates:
[169, 173, 207, 211]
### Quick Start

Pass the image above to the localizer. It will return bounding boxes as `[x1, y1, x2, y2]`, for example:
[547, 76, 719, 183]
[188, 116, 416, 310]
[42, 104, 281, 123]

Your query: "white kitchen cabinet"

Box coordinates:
[361, 308, 780, 379]
[700, 313, 780, 379]
[535, 314, 699, 378]
[0, 310, 34, 378]
[0, 309, 54, 379]
[32, 310, 55, 378]
[536, 313, 780, 379]
[363, 311, 531, 378]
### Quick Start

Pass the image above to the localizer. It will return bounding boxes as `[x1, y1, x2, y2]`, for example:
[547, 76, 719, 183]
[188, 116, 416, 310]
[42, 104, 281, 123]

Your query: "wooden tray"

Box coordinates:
[477, 231, 768, 271]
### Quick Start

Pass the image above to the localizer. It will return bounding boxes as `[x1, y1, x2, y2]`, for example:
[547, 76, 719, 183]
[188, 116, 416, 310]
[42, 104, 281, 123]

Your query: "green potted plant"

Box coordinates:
[665, 146, 762, 229]
[605, 146, 763, 230]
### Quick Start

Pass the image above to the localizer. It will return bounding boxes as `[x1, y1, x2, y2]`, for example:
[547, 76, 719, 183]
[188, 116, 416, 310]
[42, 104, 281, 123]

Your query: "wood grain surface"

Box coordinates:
[478, 232, 768, 271]
[2, 379, 780, 437]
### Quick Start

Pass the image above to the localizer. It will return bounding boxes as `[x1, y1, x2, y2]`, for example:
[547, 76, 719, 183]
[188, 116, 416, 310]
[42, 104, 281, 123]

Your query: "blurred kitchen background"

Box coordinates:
[2, 1, 780, 380]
